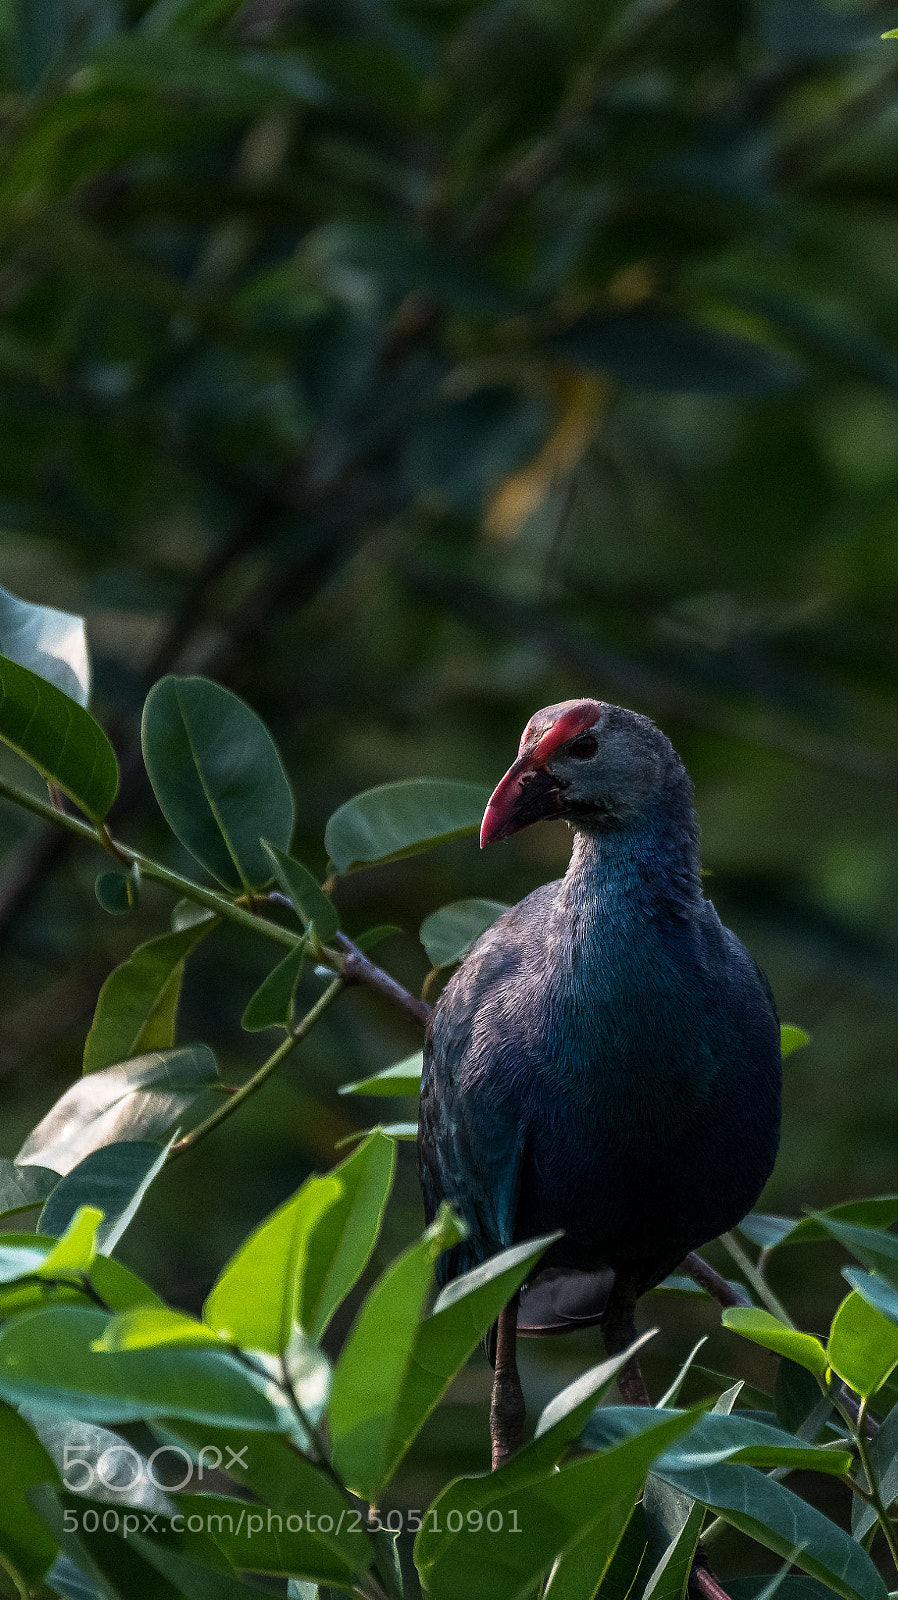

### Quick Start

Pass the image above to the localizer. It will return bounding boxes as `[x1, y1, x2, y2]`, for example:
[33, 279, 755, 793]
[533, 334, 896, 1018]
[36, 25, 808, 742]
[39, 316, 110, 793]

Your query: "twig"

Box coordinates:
[334, 933, 432, 1027]
[682, 1252, 751, 1309]
[169, 977, 345, 1158]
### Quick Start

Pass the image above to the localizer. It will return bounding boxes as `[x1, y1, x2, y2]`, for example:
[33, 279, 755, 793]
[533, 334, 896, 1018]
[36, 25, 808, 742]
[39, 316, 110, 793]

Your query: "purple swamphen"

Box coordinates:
[418, 699, 781, 1467]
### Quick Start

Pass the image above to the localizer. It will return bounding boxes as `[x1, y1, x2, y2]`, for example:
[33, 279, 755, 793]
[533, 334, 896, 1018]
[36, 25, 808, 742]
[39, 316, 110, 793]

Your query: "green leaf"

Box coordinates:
[17, 1046, 218, 1174]
[843, 1269, 898, 1331]
[325, 779, 491, 874]
[261, 842, 339, 942]
[335, 1120, 418, 1146]
[814, 1217, 898, 1288]
[295, 1131, 397, 1342]
[583, 1406, 852, 1477]
[659, 1458, 883, 1600]
[415, 1406, 700, 1600]
[95, 870, 140, 915]
[339, 1051, 423, 1097]
[241, 941, 305, 1031]
[330, 1214, 556, 1501]
[780, 1025, 810, 1058]
[0, 1240, 163, 1316]
[0, 584, 90, 706]
[0, 1306, 280, 1428]
[0, 654, 119, 821]
[36, 1206, 102, 1277]
[827, 1291, 898, 1397]
[0, 1401, 60, 1582]
[419, 898, 509, 968]
[553, 309, 803, 395]
[141, 676, 295, 894]
[95, 1306, 223, 1351]
[153, 1421, 378, 1590]
[722, 1308, 828, 1375]
[204, 1173, 342, 1353]
[741, 1198, 898, 1253]
[0, 1160, 57, 1219]
[83, 923, 213, 1074]
[39, 1141, 171, 1252]
[352, 925, 402, 953]
[854, 1393, 898, 1539]
[205, 1134, 393, 1359]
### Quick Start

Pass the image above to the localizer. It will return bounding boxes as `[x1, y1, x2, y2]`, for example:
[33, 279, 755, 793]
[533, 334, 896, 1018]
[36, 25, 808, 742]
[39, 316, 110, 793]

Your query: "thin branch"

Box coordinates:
[170, 977, 345, 1158]
[334, 933, 432, 1027]
[682, 1251, 751, 1309]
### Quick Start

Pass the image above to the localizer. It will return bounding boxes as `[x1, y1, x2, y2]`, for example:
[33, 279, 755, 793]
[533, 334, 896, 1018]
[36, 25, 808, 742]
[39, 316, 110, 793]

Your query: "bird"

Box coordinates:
[417, 698, 782, 1467]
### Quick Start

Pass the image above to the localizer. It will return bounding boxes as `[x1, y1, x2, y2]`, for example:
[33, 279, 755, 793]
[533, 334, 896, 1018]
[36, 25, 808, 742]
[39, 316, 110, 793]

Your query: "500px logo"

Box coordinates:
[62, 1442, 247, 1494]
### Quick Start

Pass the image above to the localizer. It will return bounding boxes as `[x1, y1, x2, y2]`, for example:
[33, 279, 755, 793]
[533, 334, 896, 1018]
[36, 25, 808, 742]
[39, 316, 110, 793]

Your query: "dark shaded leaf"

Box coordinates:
[325, 779, 490, 874]
[141, 676, 294, 894]
[39, 1142, 170, 1252]
[419, 898, 509, 968]
[83, 923, 213, 1073]
[554, 310, 804, 395]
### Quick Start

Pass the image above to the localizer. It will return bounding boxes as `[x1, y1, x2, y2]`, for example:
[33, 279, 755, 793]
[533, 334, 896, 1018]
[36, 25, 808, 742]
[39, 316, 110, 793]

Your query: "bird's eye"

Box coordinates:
[568, 735, 598, 760]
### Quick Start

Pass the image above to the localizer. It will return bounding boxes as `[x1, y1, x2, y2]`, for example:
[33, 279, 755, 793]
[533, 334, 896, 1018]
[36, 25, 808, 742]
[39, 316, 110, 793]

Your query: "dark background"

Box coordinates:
[0, 0, 897, 1529]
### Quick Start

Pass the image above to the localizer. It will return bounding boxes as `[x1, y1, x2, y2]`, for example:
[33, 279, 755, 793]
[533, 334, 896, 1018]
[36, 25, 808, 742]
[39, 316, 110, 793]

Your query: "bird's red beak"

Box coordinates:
[480, 756, 564, 847]
[480, 700, 602, 847]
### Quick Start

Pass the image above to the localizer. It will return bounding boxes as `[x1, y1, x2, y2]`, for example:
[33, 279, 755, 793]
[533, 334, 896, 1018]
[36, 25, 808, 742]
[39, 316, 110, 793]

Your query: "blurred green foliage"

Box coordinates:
[1, 0, 898, 1539]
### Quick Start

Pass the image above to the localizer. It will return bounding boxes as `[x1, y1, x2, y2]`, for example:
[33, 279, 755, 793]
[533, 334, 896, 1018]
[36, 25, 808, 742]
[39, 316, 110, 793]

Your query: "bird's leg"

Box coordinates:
[600, 1271, 651, 1406]
[601, 1276, 734, 1600]
[490, 1293, 526, 1470]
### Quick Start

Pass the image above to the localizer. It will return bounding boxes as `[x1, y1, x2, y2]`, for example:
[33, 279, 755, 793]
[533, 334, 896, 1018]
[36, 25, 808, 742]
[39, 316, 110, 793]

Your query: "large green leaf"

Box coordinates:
[415, 1407, 699, 1600]
[0, 1306, 280, 1429]
[0, 654, 119, 821]
[814, 1217, 898, 1288]
[0, 1401, 61, 1583]
[261, 842, 339, 942]
[329, 1212, 556, 1502]
[38, 1141, 171, 1251]
[325, 779, 491, 874]
[844, 1267, 898, 1327]
[740, 1198, 898, 1254]
[339, 1051, 424, 1097]
[659, 1458, 883, 1600]
[419, 898, 509, 968]
[721, 1309, 828, 1375]
[827, 1290, 898, 1396]
[17, 1046, 218, 1174]
[205, 1132, 395, 1353]
[583, 1408, 882, 1600]
[0, 584, 90, 705]
[83, 923, 213, 1074]
[581, 1407, 852, 1478]
[294, 1130, 396, 1341]
[204, 1173, 341, 1353]
[0, 1159, 58, 1219]
[141, 676, 295, 894]
[155, 1420, 378, 1591]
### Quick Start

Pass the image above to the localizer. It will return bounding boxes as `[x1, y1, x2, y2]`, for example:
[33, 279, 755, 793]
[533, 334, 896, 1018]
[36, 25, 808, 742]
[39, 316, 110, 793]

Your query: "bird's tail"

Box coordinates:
[484, 1266, 615, 1364]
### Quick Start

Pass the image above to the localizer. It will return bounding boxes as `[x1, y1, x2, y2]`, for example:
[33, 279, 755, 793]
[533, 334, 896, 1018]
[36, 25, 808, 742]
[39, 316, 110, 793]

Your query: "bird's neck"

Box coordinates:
[556, 781, 702, 933]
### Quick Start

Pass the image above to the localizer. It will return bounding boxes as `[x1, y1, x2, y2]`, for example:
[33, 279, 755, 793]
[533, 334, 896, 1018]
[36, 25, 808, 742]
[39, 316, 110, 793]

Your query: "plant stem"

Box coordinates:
[852, 1396, 898, 1576]
[169, 977, 345, 1158]
[720, 1231, 794, 1325]
[0, 773, 301, 949]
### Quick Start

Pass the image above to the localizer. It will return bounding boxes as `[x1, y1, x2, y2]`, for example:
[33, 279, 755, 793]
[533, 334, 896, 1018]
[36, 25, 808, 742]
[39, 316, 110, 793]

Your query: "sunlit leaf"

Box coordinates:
[339, 1052, 423, 1098]
[827, 1290, 898, 1397]
[722, 1308, 828, 1375]
[0, 584, 90, 705]
[0, 655, 119, 821]
[17, 1046, 218, 1174]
